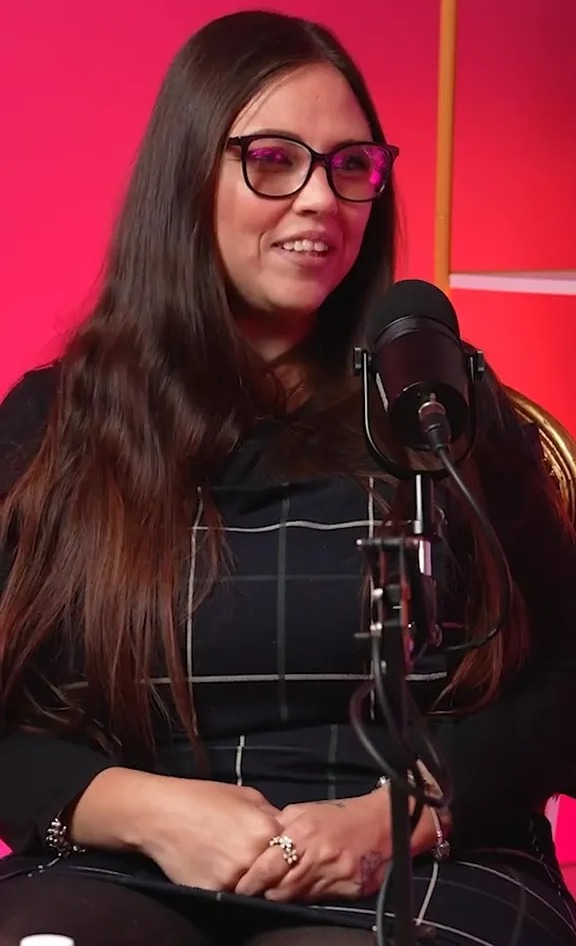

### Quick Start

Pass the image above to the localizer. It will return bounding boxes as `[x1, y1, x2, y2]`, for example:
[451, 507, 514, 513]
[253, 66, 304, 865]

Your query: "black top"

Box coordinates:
[1, 364, 576, 871]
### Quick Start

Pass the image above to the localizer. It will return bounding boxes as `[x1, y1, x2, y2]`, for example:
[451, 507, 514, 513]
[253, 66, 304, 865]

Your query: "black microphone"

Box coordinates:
[366, 279, 470, 453]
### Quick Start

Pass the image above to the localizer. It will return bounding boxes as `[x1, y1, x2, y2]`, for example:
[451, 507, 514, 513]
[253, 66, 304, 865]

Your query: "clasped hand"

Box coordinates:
[142, 778, 440, 904]
[235, 792, 393, 902]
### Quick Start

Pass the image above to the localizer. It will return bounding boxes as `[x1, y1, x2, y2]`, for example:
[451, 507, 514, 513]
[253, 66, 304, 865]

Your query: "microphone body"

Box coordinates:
[367, 280, 470, 452]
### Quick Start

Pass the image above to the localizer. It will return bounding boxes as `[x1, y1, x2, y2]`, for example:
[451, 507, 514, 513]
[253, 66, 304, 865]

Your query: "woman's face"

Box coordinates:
[215, 63, 374, 349]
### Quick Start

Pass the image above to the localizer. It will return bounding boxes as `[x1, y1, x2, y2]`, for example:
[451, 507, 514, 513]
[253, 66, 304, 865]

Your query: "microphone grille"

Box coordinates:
[367, 279, 460, 345]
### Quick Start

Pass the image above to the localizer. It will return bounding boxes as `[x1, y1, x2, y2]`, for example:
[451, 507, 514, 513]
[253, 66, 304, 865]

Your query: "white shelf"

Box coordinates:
[449, 270, 576, 296]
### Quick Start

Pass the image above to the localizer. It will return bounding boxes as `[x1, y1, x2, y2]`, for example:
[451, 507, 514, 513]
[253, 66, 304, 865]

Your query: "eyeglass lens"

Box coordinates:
[243, 138, 392, 201]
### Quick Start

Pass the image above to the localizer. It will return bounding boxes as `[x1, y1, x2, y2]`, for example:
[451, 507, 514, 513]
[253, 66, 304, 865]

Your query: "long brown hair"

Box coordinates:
[0, 10, 556, 756]
[0, 11, 396, 755]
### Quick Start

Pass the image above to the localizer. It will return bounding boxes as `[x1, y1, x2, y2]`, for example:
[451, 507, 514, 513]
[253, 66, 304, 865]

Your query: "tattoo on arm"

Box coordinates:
[357, 851, 388, 897]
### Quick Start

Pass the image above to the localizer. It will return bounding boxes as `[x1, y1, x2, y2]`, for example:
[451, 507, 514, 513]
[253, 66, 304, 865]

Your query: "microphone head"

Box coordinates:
[364, 279, 469, 451]
[367, 279, 459, 347]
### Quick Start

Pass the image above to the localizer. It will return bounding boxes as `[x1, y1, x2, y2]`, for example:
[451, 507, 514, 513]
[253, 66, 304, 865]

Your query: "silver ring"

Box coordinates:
[269, 834, 299, 866]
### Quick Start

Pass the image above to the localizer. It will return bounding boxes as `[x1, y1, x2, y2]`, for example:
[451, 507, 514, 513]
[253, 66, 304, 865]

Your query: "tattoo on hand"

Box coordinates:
[357, 851, 388, 897]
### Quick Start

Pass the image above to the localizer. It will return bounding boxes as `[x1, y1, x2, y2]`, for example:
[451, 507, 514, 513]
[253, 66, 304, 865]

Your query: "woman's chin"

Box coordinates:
[264, 286, 332, 319]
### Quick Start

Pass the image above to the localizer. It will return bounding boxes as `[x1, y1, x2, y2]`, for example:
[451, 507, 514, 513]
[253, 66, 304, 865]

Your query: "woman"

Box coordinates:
[1, 9, 576, 946]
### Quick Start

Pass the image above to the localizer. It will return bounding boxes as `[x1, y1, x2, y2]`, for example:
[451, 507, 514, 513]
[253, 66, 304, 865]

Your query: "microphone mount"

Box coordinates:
[352, 346, 485, 480]
[349, 343, 484, 946]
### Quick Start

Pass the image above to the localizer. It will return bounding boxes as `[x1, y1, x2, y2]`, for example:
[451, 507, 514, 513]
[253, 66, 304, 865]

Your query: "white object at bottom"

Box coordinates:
[20, 937, 75, 946]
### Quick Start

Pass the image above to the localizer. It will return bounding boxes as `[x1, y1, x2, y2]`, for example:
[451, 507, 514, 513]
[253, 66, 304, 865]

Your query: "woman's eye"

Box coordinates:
[248, 149, 290, 164]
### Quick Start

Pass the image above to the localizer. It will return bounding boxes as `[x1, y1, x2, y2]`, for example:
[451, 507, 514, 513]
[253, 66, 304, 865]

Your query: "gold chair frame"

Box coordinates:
[507, 388, 576, 521]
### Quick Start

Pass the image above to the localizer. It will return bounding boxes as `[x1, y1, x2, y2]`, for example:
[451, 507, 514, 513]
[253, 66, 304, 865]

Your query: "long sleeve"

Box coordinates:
[0, 366, 57, 495]
[0, 367, 115, 855]
[0, 732, 116, 853]
[425, 396, 576, 850]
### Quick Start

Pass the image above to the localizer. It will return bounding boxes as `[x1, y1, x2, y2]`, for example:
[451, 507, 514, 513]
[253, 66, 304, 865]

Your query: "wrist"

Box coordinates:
[412, 803, 452, 859]
[372, 773, 451, 860]
[351, 789, 395, 860]
[69, 767, 164, 854]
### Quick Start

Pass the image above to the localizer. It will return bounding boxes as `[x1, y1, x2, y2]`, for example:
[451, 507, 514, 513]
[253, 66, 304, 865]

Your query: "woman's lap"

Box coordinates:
[0, 873, 367, 946]
[0, 872, 209, 946]
[402, 857, 576, 945]
[0, 856, 575, 946]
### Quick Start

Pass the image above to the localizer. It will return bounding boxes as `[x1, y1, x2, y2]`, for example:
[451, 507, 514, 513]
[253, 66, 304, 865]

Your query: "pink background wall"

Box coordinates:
[1, 0, 575, 867]
[2, 0, 576, 425]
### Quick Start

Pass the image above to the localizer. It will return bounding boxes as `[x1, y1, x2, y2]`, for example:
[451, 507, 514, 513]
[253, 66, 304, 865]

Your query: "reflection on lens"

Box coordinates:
[243, 137, 393, 201]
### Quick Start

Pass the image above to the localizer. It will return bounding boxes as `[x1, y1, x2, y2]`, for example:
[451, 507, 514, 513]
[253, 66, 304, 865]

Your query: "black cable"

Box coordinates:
[349, 675, 448, 814]
[354, 354, 513, 942]
[369, 635, 450, 810]
[375, 860, 394, 946]
[350, 641, 448, 942]
[350, 552, 453, 944]
[350, 392, 511, 941]
[433, 444, 513, 655]
[350, 665, 445, 946]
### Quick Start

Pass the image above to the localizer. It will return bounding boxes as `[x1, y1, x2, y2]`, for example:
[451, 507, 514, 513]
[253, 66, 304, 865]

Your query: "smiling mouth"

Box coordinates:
[274, 238, 331, 256]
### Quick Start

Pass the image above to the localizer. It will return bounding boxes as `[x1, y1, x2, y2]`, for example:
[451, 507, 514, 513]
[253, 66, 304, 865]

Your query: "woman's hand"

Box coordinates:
[235, 788, 447, 902]
[140, 777, 284, 891]
[71, 768, 283, 892]
[235, 791, 392, 901]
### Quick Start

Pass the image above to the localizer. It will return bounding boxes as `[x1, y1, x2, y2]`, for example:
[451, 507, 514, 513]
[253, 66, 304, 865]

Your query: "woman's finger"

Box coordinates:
[235, 845, 292, 897]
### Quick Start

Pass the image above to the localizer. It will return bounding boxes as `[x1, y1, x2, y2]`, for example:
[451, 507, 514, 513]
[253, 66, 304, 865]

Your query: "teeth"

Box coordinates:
[279, 239, 329, 253]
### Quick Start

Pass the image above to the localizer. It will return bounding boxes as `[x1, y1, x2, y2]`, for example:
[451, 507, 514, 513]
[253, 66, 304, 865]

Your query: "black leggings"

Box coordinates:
[2, 864, 576, 946]
[0, 874, 371, 946]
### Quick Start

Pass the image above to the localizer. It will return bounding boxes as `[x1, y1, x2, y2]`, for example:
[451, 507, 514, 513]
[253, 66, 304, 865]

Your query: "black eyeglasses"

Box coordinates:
[227, 134, 399, 203]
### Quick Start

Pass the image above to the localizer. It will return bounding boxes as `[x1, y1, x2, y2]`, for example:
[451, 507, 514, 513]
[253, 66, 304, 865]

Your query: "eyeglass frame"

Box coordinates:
[226, 134, 399, 203]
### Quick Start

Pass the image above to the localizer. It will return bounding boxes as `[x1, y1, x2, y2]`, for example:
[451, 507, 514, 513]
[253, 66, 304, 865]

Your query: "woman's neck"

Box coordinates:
[236, 313, 314, 364]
